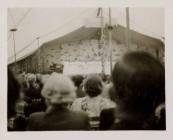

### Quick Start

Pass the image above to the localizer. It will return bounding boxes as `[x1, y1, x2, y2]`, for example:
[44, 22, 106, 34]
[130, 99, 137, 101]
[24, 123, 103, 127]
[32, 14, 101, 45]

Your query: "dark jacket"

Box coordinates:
[26, 108, 90, 131]
[100, 107, 166, 130]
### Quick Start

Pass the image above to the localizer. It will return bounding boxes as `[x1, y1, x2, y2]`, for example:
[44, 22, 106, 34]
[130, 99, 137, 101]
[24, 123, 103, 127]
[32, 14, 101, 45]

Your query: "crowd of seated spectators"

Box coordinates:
[8, 51, 165, 131]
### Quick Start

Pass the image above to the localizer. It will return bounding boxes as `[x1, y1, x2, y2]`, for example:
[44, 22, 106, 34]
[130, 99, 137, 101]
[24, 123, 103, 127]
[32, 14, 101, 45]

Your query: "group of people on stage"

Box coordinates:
[8, 51, 165, 131]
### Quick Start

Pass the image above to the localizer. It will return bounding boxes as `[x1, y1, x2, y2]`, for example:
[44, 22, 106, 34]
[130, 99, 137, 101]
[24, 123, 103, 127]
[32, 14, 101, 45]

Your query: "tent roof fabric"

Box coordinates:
[9, 25, 164, 65]
[112, 25, 164, 49]
[42, 24, 163, 50]
[42, 26, 100, 47]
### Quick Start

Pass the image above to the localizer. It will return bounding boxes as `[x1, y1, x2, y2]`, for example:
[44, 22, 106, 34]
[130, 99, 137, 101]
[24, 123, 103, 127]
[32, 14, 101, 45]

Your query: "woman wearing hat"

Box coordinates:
[26, 73, 89, 130]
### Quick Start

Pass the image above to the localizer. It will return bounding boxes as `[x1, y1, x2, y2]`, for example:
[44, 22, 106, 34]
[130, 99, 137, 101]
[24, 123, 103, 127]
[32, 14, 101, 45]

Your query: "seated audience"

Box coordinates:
[26, 72, 90, 130]
[8, 51, 165, 131]
[71, 74, 116, 129]
[100, 51, 165, 130]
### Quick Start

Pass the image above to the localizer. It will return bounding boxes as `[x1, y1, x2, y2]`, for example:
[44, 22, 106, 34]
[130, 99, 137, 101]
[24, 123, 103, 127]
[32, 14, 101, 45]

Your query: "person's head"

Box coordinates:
[41, 73, 76, 107]
[112, 51, 165, 116]
[100, 73, 107, 82]
[27, 73, 36, 86]
[16, 72, 26, 86]
[36, 73, 42, 82]
[84, 74, 103, 97]
[71, 75, 84, 88]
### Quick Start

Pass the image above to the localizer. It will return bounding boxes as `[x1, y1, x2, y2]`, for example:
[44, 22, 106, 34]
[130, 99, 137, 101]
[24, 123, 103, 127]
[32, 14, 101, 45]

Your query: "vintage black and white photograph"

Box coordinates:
[7, 8, 165, 131]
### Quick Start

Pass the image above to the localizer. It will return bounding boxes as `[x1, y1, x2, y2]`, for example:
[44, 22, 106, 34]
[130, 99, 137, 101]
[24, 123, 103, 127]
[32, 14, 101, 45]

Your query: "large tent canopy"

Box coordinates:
[8, 8, 164, 64]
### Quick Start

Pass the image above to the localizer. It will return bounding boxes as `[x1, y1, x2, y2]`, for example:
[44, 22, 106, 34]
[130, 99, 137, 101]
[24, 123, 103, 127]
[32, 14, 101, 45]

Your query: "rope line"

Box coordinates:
[8, 38, 37, 60]
[104, 9, 163, 39]
[8, 9, 95, 61]
[39, 9, 95, 38]
[8, 8, 32, 41]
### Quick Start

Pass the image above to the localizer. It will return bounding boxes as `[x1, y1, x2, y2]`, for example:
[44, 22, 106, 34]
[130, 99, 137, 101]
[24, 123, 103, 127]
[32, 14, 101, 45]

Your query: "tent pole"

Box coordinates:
[10, 28, 18, 73]
[108, 8, 113, 74]
[100, 8, 105, 74]
[97, 7, 105, 74]
[126, 7, 130, 49]
[37, 37, 41, 73]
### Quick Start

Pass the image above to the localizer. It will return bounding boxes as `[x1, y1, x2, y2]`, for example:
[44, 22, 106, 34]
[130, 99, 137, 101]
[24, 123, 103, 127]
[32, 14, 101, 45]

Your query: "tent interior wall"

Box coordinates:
[8, 26, 164, 75]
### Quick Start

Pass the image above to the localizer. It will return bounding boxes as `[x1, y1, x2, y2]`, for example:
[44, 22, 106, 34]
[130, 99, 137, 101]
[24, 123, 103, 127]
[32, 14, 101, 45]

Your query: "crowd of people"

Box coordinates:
[8, 51, 166, 131]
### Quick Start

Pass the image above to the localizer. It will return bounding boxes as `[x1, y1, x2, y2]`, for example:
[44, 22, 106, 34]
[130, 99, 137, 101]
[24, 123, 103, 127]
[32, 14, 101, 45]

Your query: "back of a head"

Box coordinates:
[71, 75, 84, 88]
[112, 51, 165, 115]
[100, 73, 107, 82]
[27, 73, 36, 84]
[41, 74, 50, 85]
[42, 72, 76, 106]
[84, 74, 103, 97]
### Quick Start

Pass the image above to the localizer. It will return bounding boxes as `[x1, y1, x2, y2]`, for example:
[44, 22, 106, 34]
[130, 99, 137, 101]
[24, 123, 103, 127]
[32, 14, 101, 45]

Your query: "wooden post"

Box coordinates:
[108, 8, 113, 74]
[100, 8, 105, 74]
[10, 28, 18, 73]
[37, 37, 41, 73]
[126, 7, 131, 49]
[97, 8, 105, 74]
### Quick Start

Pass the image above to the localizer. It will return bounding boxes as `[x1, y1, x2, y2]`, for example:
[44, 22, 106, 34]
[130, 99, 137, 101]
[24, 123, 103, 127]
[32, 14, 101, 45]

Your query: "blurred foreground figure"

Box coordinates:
[100, 51, 165, 130]
[27, 73, 89, 130]
[71, 74, 116, 130]
[8, 68, 20, 119]
[8, 68, 20, 130]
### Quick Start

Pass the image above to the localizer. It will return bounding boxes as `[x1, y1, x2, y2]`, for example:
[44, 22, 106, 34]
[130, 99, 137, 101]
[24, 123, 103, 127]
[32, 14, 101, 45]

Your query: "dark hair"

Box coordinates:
[71, 75, 84, 88]
[100, 73, 107, 82]
[112, 51, 165, 115]
[84, 75, 103, 97]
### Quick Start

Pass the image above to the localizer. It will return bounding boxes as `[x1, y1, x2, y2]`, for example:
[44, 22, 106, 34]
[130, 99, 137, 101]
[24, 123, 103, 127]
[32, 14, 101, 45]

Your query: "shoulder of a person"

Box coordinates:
[71, 110, 88, 118]
[29, 111, 45, 120]
[73, 97, 87, 103]
[100, 97, 117, 108]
